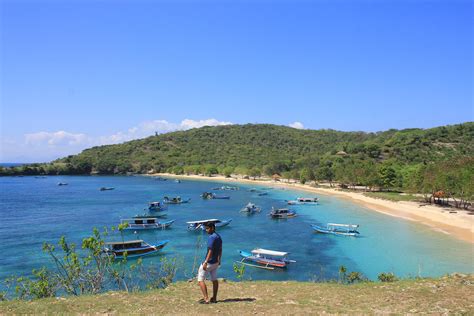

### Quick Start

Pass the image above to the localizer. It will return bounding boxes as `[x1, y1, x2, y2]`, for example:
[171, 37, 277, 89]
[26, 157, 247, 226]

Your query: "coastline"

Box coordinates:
[154, 173, 474, 244]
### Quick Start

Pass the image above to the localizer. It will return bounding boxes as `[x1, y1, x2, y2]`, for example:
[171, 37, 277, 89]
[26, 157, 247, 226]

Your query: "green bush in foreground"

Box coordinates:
[3, 228, 180, 300]
[378, 272, 399, 282]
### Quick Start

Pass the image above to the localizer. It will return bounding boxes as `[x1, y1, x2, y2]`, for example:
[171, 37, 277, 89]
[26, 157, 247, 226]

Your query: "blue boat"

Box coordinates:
[104, 239, 169, 259]
[311, 223, 360, 237]
[148, 201, 167, 211]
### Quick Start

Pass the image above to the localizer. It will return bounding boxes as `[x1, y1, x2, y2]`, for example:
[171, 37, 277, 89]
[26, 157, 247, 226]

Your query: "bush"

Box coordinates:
[378, 272, 398, 282]
[347, 271, 365, 284]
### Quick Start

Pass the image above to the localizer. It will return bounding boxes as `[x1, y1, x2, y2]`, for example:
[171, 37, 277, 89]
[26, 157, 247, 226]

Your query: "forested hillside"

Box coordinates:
[2, 123, 473, 201]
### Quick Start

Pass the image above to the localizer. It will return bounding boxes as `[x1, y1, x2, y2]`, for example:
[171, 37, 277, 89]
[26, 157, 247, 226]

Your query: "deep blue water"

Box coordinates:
[0, 175, 472, 287]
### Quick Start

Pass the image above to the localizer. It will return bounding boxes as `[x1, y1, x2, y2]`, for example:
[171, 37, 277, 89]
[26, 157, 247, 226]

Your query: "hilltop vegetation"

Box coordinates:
[1, 123, 473, 205]
[1, 275, 472, 314]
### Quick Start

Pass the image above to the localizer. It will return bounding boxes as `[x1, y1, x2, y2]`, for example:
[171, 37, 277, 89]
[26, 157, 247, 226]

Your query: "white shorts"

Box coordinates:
[197, 262, 219, 282]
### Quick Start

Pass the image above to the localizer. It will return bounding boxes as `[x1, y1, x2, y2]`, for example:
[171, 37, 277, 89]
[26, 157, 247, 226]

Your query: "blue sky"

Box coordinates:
[1, 0, 472, 162]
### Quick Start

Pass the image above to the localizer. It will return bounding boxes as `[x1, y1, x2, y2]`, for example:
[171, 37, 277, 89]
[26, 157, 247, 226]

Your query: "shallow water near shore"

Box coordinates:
[0, 175, 472, 288]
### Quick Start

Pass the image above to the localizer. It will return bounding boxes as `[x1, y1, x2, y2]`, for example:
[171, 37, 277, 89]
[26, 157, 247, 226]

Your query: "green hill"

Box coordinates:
[1, 123, 473, 198]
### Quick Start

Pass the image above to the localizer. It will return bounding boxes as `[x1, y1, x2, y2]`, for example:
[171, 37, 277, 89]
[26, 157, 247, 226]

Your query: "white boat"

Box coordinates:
[287, 197, 319, 205]
[311, 223, 360, 236]
[120, 218, 175, 230]
[238, 248, 296, 269]
[240, 202, 261, 213]
[186, 218, 232, 231]
[269, 207, 297, 219]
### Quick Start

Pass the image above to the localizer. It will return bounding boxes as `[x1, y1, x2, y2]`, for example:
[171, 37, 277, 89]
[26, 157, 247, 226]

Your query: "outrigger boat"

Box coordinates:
[201, 192, 230, 200]
[104, 239, 169, 259]
[311, 223, 360, 236]
[120, 217, 175, 230]
[133, 213, 167, 219]
[100, 187, 115, 191]
[186, 218, 233, 231]
[237, 248, 296, 270]
[287, 197, 319, 205]
[163, 196, 191, 204]
[148, 201, 167, 211]
[240, 202, 261, 213]
[269, 207, 297, 219]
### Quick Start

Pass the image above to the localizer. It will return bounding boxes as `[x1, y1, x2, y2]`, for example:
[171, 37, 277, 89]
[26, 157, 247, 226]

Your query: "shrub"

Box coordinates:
[378, 272, 398, 282]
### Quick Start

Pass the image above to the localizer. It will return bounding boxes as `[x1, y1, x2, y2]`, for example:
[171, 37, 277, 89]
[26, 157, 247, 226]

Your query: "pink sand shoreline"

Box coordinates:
[152, 173, 474, 244]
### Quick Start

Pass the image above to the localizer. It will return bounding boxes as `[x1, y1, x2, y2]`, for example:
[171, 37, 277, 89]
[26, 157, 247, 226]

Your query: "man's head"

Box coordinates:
[205, 222, 215, 234]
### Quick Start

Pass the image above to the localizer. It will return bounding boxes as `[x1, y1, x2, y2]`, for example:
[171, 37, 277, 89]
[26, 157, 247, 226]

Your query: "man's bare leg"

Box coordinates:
[199, 281, 209, 302]
[211, 280, 219, 302]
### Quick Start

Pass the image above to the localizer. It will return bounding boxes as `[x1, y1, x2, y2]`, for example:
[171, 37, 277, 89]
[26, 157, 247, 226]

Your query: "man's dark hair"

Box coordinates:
[205, 222, 215, 229]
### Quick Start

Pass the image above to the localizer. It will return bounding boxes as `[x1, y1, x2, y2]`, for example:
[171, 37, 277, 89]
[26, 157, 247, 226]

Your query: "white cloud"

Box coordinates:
[1, 118, 233, 162]
[98, 119, 233, 145]
[25, 131, 89, 146]
[180, 118, 232, 130]
[289, 122, 304, 129]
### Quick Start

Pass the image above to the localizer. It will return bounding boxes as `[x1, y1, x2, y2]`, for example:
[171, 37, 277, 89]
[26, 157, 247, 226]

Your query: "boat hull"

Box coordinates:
[124, 220, 175, 230]
[106, 240, 169, 259]
[311, 224, 359, 237]
[239, 250, 287, 268]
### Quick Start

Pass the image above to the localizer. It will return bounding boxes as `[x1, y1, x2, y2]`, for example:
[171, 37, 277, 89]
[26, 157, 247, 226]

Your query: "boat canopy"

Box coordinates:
[121, 218, 158, 222]
[327, 223, 359, 228]
[252, 248, 289, 257]
[105, 240, 143, 245]
[186, 219, 221, 224]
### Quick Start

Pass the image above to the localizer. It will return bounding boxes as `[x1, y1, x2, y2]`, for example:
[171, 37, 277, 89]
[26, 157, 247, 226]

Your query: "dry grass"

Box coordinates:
[1, 275, 473, 314]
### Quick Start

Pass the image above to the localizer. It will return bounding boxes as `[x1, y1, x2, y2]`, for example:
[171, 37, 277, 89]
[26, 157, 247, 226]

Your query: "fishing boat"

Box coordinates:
[201, 192, 230, 200]
[133, 213, 168, 219]
[148, 201, 167, 211]
[120, 218, 175, 230]
[269, 208, 297, 219]
[258, 192, 268, 196]
[212, 185, 239, 191]
[103, 239, 169, 259]
[237, 248, 296, 270]
[163, 196, 191, 204]
[287, 197, 319, 205]
[186, 218, 233, 231]
[100, 187, 115, 191]
[311, 223, 360, 236]
[240, 202, 261, 213]
[175, 179, 181, 183]
[57, 182, 68, 186]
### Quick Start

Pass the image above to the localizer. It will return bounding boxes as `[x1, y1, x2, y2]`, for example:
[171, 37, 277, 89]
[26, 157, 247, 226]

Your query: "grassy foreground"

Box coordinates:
[1, 275, 473, 314]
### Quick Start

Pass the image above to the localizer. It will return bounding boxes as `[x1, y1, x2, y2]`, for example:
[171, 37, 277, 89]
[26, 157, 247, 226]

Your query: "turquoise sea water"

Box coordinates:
[0, 175, 472, 287]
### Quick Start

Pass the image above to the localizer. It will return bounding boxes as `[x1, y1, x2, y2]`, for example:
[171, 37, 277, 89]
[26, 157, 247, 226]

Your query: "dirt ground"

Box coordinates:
[1, 274, 473, 314]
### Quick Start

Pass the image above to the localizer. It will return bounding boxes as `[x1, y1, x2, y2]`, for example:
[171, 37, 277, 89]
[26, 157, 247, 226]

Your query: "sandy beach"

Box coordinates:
[154, 173, 474, 244]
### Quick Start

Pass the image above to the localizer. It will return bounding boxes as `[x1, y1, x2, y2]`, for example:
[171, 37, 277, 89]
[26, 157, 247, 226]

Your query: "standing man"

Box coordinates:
[198, 222, 222, 304]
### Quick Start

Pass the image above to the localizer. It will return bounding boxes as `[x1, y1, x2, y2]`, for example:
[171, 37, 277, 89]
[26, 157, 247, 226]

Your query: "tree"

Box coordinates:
[378, 165, 397, 190]
[249, 167, 261, 180]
